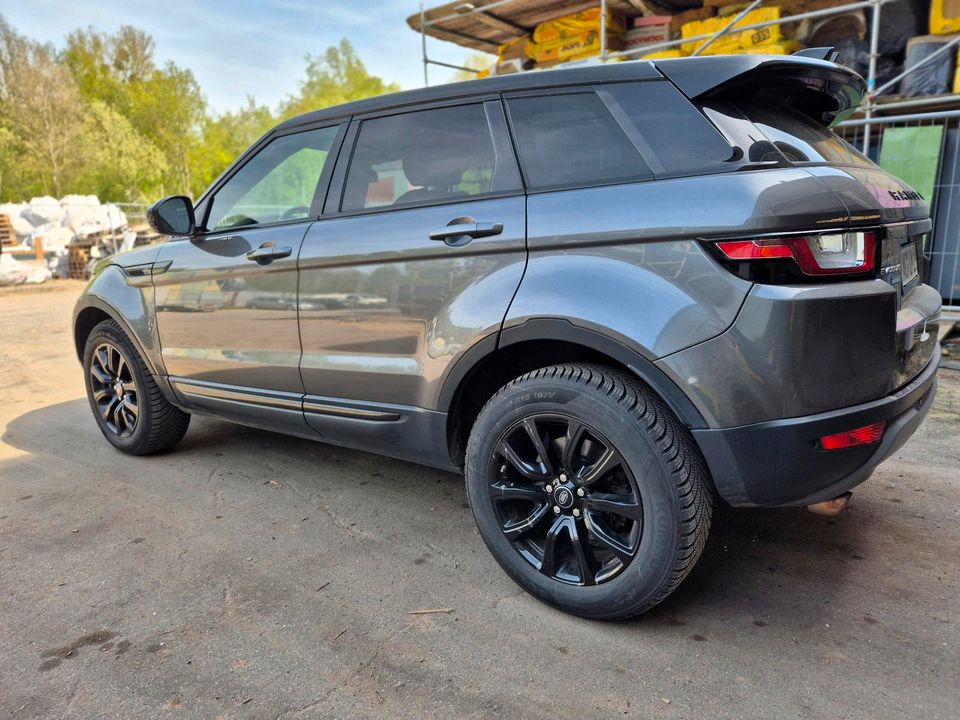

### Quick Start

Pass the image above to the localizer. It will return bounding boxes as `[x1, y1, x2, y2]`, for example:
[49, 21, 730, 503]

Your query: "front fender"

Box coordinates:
[73, 256, 164, 377]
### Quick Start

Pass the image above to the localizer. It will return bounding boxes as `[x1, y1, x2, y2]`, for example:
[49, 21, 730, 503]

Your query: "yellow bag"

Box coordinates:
[735, 39, 799, 54]
[497, 36, 530, 62]
[739, 7, 782, 48]
[682, 18, 738, 54]
[533, 8, 625, 44]
[682, 7, 781, 55]
[931, 0, 960, 34]
[527, 29, 624, 65]
[642, 49, 688, 59]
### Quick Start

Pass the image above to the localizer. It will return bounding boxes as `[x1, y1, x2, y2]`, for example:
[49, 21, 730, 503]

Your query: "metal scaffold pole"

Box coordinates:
[862, 0, 882, 156]
[600, 0, 607, 59]
[421, 2, 429, 87]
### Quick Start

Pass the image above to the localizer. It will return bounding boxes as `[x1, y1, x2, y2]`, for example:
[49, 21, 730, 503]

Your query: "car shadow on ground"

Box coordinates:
[3, 398, 867, 629]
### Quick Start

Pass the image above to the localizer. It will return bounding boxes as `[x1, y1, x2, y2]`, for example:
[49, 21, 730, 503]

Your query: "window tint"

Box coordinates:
[507, 92, 652, 190]
[342, 104, 499, 211]
[207, 126, 339, 230]
[599, 82, 734, 176]
[738, 100, 875, 167]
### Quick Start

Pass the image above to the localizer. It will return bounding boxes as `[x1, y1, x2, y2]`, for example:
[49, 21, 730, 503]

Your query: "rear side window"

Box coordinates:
[342, 104, 508, 212]
[506, 92, 652, 190]
[738, 100, 874, 167]
[599, 82, 735, 176]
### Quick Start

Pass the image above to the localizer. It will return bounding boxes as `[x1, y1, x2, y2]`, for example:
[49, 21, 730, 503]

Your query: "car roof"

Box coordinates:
[276, 54, 852, 131]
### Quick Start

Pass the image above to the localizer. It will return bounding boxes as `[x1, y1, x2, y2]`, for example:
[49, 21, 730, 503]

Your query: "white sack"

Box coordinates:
[24, 196, 64, 226]
[0, 253, 51, 286]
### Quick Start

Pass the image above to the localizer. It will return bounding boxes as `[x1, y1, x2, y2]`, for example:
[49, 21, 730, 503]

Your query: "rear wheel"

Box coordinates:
[83, 319, 190, 455]
[465, 364, 712, 619]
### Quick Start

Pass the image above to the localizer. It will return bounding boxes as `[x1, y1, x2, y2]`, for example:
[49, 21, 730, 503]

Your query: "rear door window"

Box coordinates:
[506, 92, 652, 190]
[341, 103, 517, 212]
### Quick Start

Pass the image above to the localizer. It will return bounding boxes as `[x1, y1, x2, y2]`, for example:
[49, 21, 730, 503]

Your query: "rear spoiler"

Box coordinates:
[793, 46, 842, 63]
[654, 52, 865, 127]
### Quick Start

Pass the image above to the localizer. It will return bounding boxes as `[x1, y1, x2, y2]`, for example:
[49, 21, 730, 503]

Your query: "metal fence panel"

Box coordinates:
[838, 113, 960, 312]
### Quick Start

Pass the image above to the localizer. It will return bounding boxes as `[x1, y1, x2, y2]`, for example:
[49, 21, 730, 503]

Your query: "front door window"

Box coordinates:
[206, 125, 339, 230]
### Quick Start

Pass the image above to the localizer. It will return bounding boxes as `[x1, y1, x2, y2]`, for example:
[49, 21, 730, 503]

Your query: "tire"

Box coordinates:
[82, 319, 190, 455]
[465, 364, 712, 619]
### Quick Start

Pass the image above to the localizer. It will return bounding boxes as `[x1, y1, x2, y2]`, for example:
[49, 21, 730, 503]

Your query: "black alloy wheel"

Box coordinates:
[88, 342, 139, 438]
[491, 414, 642, 586]
[466, 364, 713, 619]
[83, 319, 190, 455]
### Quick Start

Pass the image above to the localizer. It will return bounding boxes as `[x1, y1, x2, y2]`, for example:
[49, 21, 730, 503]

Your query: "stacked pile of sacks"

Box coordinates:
[0, 195, 128, 252]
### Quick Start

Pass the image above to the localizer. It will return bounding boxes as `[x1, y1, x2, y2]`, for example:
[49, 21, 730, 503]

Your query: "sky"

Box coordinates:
[0, 0, 480, 112]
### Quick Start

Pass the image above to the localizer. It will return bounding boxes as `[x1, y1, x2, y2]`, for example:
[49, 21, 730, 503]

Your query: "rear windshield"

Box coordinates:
[738, 100, 875, 168]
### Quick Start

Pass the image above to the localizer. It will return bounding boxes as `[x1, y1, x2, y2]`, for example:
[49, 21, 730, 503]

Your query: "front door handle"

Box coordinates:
[246, 242, 292, 264]
[429, 220, 503, 246]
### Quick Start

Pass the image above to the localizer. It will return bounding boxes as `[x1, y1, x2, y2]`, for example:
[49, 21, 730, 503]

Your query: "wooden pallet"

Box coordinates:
[0, 213, 15, 248]
[68, 244, 92, 280]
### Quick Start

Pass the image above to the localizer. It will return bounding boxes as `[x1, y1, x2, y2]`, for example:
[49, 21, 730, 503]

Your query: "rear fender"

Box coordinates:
[498, 318, 707, 429]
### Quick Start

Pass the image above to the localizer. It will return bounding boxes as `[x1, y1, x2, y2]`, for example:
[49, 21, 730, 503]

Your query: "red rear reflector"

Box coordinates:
[820, 421, 886, 451]
[715, 240, 794, 259]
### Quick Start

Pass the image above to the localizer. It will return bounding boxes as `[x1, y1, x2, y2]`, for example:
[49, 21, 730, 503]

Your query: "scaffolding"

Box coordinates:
[414, 0, 960, 144]
[413, 0, 960, 316]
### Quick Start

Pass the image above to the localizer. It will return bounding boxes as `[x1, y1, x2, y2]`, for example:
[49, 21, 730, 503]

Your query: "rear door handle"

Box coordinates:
[429, 221, 503, 246]
[246, 243, 292, 264]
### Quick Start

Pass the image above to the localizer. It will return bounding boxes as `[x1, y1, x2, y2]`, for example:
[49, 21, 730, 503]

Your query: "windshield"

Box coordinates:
[738, 100, 875, 168]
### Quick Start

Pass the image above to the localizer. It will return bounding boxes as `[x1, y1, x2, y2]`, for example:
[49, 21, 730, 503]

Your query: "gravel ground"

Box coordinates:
[1, 282, 957, 719]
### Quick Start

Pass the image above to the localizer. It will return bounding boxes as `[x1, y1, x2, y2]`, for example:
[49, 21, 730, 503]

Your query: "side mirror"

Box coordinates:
[146, 195, 196, 236]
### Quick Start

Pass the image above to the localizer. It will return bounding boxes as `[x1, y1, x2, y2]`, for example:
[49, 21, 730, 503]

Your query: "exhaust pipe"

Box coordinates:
[807, 492, 852, 516]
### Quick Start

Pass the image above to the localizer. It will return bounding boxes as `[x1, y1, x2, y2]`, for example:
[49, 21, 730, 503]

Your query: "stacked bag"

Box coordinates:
[525, 8, 626, 66]
[681, 6, 793, 55]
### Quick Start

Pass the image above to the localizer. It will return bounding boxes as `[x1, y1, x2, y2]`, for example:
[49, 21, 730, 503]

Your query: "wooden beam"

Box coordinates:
[428, 26, 501, 51]
[472, 11, 529, 37]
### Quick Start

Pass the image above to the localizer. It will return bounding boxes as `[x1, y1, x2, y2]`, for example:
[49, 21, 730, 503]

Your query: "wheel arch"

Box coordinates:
[441, 319, 706, 467]
[73, 293, 161, 378]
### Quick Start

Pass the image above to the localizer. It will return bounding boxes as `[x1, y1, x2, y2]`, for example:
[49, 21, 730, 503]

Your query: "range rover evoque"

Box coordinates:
[74, 52, 941, 619]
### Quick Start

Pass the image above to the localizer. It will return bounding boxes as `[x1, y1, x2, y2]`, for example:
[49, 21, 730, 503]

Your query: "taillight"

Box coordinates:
[715, 231, 877, 277]
[820, 421, 886, 451]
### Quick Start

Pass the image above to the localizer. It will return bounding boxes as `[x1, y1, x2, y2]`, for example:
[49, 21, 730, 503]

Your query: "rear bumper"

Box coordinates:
[692, 351, 939, 507]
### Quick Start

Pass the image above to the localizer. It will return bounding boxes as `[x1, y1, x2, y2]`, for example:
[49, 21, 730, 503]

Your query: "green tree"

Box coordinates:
[0, 18, 88, 197]
[64, 25, 202, 196]
[191, 97, 275, 196]
[79, 101, 167, 200]
[280, 38, 400, 120]
[125, 62, 205, 195]
[0, 16, 400, 204]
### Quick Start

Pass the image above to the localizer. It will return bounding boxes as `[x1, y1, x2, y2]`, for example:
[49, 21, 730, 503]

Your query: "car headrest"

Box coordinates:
[401, 139, 472, 188]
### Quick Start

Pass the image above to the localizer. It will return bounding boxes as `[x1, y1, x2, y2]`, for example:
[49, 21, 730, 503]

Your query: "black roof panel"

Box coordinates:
[276, 55, 862, 130]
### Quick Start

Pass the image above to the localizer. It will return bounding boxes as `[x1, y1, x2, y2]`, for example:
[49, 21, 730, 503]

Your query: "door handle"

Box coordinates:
[245, 243, 292, 264]
[429, 220, 503, 246]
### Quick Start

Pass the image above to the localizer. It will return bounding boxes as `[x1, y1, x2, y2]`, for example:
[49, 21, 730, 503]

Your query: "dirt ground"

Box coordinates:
[0, 281, 957, 720]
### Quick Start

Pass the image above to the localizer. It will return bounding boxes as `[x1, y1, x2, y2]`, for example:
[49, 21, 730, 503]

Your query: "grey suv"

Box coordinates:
[74, 54, 941, 618]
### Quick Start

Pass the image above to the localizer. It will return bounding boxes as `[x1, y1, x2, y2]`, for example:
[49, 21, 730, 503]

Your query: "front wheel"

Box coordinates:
[465, 364, 712, 619]
[83, 319, 190, 455]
